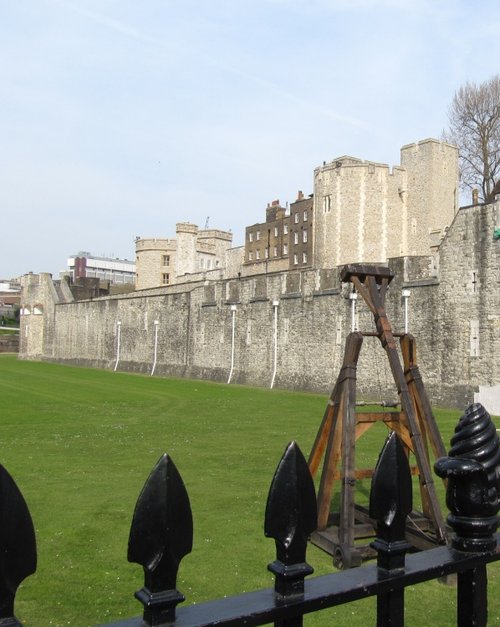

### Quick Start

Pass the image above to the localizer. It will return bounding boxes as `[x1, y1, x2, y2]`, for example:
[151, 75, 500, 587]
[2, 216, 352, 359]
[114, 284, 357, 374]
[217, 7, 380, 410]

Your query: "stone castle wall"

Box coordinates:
[19, 202, 500, 411]
[0, 333, 19, 353]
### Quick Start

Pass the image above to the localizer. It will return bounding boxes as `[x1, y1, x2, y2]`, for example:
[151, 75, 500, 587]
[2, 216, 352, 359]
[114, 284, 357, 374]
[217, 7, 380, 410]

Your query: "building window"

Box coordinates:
[273, 246, 278, 257]
[265, 248, 269, 258]
[256, 250, 260, 260]
[303, 210, 308, 221]
[162, 254, 170, 266]
[303, 252, 308, 264]
[207, 259, 212, 269]
[284, 224, 289, 234]
[162, 273, 170, 285]
[303, 230, 308, 243]
[324, 195, 331, 212]
[293, 253, 298, 265]
[256, 231, 261, 240]
[249, 251, 253, 261]
[274, 226, 279, 237]
[283, 243, 288, 255]
[249, 232, 253, 242]
[294, 213, 299, 224]
[294, 232, 299, 245]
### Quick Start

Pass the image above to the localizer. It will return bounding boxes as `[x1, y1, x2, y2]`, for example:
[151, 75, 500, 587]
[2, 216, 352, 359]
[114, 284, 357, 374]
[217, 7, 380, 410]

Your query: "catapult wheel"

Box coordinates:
[333, 544, 362, 570]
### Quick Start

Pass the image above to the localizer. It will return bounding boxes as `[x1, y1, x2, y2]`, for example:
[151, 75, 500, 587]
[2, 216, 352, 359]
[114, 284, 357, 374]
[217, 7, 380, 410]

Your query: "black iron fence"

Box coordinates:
[2, 403, 499, 627]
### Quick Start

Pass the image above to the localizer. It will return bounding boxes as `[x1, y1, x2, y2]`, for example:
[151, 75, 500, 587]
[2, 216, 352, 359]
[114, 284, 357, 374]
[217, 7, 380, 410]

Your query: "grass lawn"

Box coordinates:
[0, 355, 498, 626]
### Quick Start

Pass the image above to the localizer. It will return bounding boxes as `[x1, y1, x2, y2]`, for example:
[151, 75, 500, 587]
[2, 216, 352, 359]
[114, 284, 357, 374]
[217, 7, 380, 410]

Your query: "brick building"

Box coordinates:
[244, 192, 314, 274]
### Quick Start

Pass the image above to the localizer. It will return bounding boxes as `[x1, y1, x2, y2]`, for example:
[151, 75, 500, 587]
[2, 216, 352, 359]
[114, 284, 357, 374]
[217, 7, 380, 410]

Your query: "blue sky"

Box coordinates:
[1, 0, 499, 278]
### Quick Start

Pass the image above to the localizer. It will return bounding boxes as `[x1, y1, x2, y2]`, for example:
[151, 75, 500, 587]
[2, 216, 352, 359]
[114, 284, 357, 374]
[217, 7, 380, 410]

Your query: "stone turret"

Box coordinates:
[175, 223, 199, 278]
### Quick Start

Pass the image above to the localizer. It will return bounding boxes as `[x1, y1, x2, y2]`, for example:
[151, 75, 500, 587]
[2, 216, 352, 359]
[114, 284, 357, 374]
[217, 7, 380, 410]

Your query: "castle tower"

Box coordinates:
[313, 157, 407, 268]
[135, 238, 176, 289]
[400, 139, 459, 255]
[196, 229, 233, 270]
[175, 222, 199, 278]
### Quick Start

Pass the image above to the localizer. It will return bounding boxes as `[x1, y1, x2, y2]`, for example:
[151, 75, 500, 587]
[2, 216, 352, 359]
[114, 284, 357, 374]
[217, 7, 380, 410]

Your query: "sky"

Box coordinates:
[1, 0, 500, 279]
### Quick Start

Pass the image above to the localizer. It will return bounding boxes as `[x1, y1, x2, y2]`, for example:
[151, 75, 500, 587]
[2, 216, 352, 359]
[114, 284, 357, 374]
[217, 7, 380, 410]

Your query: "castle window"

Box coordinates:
[294, 232, 299, 245]
[283, 243, 288, 255]
[303, 252, 308, 264]
[256, 231, 261, 240]
[324, 195, 331, 212]
[294, 213, 299, 224]
[256, 250, 260, 260]
[249, 232, 253, 242]
[274, 226, 279, 237]
[284, 224, 289, 235]
[273, 246, 278, 257]
[162, 273, 170, 285]
[249, 251, 253, 261]
[303, 230, 308, 243]
[293, 253, 298, 265]
[470, 320, 479, 357]
[265, 248, 269, 258]
[162, 255, 170, 266]
[303, 210, 308, 221]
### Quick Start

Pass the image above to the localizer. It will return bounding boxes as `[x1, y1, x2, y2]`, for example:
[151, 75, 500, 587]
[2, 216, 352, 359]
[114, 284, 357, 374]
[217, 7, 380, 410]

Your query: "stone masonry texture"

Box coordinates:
[19, 201, 500, 411]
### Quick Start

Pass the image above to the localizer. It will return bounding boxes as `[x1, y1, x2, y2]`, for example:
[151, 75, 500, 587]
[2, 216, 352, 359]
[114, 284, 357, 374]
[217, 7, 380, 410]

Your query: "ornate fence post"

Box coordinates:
[265, 442, 317, 627]
[128, 454, 193, 626]
[369, 432, 412, 627]
[0, 465, 37, 627]
[435, 403, 500, 627]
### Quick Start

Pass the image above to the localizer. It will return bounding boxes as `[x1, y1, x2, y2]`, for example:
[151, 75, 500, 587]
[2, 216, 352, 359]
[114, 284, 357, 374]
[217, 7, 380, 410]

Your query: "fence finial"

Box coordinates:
[435, 403, 500, 552]
[0, 464, 37, 626]
[370, 431, 412, 571]
[265, 441, 316, 598]
[128, 454, 193, 626]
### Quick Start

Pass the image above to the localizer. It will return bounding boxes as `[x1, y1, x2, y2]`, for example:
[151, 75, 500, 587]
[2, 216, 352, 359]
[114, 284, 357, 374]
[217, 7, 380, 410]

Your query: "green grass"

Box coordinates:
[0, 355, 498, 626]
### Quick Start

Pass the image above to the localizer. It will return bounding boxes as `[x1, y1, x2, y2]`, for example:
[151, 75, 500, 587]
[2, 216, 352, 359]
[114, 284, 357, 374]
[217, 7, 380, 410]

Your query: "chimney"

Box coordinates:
[297, 190, 304, 201]
[472, 188, 479, 205]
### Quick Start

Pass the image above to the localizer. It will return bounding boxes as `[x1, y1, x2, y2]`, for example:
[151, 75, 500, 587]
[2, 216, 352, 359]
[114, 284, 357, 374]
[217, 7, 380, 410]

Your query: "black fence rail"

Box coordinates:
[2, 403, 500, 627]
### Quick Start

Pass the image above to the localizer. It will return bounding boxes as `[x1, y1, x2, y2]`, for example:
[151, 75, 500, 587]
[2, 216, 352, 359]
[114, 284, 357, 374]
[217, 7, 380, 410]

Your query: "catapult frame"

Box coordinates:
[308, 264, 448, 568]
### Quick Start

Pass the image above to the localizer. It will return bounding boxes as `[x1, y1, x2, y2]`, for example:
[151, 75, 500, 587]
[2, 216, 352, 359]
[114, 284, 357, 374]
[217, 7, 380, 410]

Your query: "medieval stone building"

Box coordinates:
[135, 223, 233, 289]
[18, 138, 500, 413]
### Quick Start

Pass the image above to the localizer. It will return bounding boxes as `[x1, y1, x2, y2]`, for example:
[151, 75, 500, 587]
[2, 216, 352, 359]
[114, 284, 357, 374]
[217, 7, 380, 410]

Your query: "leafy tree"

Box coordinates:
[444, 74, 500, 202]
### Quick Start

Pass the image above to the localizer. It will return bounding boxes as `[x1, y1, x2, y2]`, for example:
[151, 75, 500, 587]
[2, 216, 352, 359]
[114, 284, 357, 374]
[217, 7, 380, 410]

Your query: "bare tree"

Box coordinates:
[444, 74, 500, 202]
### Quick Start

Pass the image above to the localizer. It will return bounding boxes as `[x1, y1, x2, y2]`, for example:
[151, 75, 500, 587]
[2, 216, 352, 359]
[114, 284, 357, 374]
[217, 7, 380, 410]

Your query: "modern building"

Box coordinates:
[0, 279, 21, 320]
[67, 252, 136, 285]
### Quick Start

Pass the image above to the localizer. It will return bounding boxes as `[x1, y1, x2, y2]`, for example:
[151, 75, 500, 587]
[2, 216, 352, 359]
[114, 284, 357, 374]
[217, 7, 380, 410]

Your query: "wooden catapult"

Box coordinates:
[308, 264, 449, 568]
